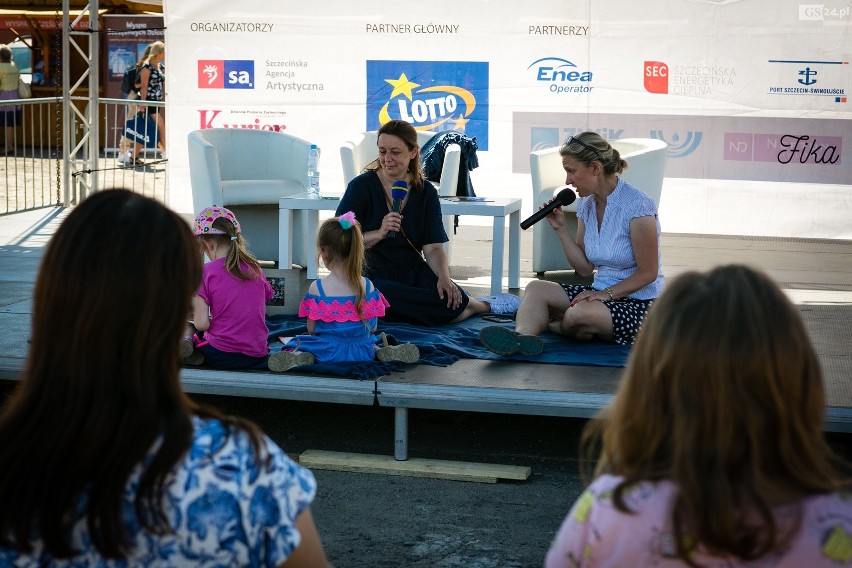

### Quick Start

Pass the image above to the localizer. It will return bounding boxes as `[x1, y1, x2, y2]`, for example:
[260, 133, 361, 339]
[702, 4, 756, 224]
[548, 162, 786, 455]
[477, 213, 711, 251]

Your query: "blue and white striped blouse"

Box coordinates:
[576, 177, 664, 300]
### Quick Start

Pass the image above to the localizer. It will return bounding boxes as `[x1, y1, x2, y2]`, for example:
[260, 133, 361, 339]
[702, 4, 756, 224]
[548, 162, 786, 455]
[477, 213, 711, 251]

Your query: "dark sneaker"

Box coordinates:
[268, 350, 315, 372]
[376, 343, 420, 364]
[479, 326, 543, 356]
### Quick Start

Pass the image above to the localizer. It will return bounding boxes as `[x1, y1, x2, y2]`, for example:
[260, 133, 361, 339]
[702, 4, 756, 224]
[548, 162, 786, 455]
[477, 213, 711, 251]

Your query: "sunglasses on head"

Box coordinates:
[564, 135, 603, 161]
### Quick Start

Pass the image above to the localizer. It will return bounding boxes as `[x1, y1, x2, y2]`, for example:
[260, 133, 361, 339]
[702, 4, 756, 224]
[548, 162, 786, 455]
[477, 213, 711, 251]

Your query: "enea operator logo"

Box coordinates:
[197, 60, 255, 89]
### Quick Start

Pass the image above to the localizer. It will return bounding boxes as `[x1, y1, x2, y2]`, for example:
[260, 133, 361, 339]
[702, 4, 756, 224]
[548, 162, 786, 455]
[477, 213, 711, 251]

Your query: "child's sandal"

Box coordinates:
[268, 350, 315, 373]
[376, 332, 420, 364]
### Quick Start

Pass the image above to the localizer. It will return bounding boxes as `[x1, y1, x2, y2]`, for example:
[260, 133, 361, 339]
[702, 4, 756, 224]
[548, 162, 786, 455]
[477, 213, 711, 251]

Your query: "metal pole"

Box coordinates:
[62, 0, 71, 205]
[394, 406, 408, 461]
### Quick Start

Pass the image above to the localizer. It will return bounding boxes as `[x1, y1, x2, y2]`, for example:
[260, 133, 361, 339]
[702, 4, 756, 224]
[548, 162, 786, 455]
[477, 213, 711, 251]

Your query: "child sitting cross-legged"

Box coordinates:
[268, 211, 419, 372]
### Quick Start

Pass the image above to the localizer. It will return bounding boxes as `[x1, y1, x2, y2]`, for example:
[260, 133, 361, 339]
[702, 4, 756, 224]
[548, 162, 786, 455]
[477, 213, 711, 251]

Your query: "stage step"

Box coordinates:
[298, 449, 531, 483]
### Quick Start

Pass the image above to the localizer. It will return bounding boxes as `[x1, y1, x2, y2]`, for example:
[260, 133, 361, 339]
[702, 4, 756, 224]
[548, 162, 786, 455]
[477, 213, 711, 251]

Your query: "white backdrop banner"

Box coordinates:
[164, 0, 850, 214]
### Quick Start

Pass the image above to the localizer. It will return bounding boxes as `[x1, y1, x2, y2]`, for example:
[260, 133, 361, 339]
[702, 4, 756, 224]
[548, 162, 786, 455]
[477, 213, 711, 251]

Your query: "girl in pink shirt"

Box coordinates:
[181, 205, 273, 369]
[546, 265, 852, 568]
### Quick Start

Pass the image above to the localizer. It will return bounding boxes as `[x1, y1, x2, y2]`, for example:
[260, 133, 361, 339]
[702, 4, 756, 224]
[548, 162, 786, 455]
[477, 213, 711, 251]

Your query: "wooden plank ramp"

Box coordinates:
[298, 449, 531, 484]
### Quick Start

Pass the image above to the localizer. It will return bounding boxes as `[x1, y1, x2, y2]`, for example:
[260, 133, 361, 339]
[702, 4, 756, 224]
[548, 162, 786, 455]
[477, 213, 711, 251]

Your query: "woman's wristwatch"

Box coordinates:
[603, 287, 614, 301]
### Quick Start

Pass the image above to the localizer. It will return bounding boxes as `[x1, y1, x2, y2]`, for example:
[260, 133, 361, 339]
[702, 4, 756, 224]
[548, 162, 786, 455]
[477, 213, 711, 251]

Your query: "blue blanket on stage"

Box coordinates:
[266, 314, 630, 379]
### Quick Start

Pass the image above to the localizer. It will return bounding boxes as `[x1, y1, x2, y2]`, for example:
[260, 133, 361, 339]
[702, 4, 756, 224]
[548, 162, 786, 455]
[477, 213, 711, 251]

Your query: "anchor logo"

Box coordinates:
[797, 67, 818, 86]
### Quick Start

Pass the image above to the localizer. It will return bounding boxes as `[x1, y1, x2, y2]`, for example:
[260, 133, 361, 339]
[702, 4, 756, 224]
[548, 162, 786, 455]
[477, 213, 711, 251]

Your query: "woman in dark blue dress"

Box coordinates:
[336, 120, 519, 326]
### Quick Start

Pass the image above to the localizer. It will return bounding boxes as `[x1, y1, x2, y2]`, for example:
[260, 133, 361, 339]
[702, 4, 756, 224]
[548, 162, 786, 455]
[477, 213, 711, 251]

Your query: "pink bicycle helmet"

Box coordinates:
[193, 205, 240, 236]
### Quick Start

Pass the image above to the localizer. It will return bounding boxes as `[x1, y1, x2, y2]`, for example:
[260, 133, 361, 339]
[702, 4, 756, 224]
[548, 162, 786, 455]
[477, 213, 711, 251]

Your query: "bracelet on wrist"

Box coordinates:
[604, 287, 614, 301]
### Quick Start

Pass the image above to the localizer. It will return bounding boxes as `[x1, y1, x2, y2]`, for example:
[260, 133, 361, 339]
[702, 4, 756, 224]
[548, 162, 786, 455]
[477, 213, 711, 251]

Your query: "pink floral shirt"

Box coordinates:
[546, 474, 852, 567]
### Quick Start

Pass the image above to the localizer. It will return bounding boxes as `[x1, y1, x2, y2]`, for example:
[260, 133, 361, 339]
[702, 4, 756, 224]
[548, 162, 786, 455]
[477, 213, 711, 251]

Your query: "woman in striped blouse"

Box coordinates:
[480, 131, 663, 355]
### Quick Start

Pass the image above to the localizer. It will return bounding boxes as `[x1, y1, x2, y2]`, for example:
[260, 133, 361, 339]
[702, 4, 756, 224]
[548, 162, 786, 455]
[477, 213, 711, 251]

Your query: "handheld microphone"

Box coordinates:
[520, 188, 577, 230]
[388, 180, 409, 238]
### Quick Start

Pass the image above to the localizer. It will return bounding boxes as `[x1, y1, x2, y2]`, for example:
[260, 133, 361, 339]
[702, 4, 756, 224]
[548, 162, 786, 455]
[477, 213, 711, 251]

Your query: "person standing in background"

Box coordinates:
[0, 44, 22, 156]
[137, 40, 166, 158]
[118, 41, 165, 165]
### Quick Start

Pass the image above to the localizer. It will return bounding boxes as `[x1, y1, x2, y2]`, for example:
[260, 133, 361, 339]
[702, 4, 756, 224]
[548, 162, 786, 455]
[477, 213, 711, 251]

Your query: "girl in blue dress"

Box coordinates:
[268, 211, 420, 372]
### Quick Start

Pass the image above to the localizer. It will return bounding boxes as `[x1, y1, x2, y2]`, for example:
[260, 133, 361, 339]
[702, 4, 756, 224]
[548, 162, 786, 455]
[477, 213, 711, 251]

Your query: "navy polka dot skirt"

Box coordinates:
[560, 284, 654, 345]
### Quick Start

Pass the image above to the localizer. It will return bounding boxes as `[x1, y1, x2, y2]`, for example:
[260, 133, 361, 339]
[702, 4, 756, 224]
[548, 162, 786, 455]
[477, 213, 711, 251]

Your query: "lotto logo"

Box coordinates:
[197, 60, 255, 89]
[644, 61, 668, 94]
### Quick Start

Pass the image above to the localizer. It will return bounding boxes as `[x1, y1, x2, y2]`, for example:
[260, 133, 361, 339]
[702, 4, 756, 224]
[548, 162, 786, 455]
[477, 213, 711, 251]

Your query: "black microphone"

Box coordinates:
[520, 188, 577, 230]
[388, 180, 409, 238]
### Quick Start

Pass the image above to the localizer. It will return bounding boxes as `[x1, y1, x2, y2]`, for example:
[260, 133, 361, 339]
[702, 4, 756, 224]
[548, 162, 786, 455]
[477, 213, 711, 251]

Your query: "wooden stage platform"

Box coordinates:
[1, 208, 850, 460]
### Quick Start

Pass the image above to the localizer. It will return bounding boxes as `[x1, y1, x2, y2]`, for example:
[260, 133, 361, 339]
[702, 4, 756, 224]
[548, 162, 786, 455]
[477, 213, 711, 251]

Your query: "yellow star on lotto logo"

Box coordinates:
[385, 73, 420, 100]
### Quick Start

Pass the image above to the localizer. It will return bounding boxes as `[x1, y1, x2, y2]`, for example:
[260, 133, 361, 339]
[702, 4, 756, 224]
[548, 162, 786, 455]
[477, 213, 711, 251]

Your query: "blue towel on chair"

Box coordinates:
[266, 314, 630, 376]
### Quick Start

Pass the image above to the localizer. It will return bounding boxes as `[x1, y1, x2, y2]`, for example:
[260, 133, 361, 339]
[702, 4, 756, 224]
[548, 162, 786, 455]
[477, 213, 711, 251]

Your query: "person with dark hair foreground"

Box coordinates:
[480, 131, 663, 356]
[336, 119, 520, 326]
[0, 189, 329, 567]
[545, 265, 851, 567]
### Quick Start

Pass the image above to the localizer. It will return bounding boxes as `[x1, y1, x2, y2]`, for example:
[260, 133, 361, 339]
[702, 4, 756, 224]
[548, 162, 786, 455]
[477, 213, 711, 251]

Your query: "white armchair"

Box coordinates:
[188, 128, 318, 266]
[340, 130, 461, 260]
[530, 138, 669, 274]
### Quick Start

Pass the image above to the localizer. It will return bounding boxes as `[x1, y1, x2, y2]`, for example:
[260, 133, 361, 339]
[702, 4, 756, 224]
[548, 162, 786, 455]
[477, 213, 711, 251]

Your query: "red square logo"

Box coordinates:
[644, 61, 668, 94]
[198, 60, 225, 89]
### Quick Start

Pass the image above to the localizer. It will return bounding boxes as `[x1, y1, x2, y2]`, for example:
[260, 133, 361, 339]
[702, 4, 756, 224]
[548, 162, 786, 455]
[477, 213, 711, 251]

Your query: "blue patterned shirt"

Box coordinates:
[0, 416, 317, 567]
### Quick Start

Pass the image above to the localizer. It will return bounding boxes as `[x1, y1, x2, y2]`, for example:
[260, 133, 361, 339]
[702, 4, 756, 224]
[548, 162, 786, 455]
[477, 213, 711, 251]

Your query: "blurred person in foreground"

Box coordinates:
[545, 264, 851, 567]
[0, 189, 329, 567]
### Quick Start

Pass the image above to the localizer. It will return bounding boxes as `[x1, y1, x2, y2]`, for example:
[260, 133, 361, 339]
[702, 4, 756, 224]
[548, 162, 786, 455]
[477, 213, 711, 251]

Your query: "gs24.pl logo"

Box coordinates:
[366, 60, 489, 150]
[198, 60, 254, 89]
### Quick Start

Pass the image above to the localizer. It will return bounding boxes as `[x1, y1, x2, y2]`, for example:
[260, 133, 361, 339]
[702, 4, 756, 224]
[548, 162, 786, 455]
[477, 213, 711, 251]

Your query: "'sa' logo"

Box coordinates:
[197, 60, 255, 89]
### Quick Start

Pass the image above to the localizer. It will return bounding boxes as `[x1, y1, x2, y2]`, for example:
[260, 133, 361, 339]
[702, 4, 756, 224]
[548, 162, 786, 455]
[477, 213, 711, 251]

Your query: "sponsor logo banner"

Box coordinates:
[767, 58, 847, 104]
[195, 108, 288, 132]
[644, 60, 736, 97]
[527, 57, 594, 95]
[513, 112, 849, 184]
[198, 60, 255, 89]
[366, 60, 489, 150]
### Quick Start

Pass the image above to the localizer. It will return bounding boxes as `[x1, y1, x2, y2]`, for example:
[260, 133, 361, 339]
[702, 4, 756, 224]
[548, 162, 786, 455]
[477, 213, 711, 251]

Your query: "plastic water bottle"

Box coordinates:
[307, 144, 320, 198]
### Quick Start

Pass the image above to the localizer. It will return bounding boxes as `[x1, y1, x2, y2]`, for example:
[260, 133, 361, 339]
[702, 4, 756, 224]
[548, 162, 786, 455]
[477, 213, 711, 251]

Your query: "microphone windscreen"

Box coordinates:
[556, 188, 577, 206]
[391, 180, 409, 201]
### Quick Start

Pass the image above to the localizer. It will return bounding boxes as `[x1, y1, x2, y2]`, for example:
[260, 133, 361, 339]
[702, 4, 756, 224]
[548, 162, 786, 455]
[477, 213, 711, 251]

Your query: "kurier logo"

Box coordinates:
[198, 60, 255, 89]
[644, 61, 669, 94]
[366, 60, 489, 150]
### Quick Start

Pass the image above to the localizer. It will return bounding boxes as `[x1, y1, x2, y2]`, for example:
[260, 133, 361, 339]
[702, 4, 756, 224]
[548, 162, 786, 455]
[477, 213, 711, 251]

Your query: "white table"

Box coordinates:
[278, 193, 522, 295]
